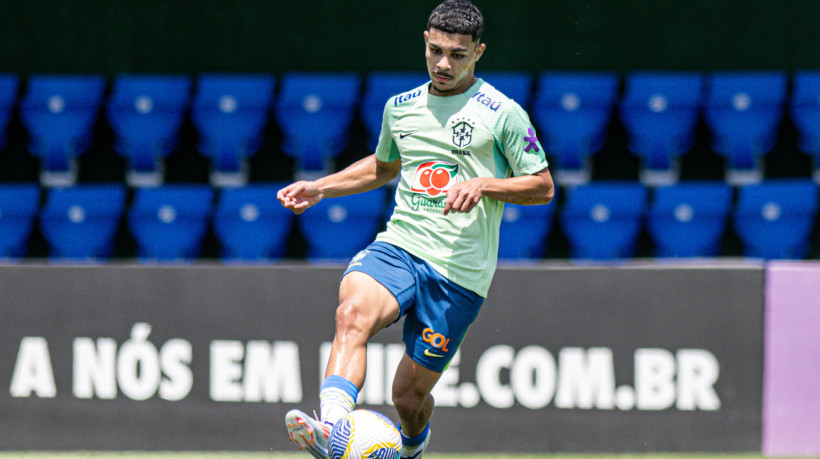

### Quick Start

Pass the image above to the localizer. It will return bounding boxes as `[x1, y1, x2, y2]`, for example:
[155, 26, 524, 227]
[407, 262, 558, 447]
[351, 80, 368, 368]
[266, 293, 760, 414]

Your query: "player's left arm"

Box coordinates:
[443, 167, 554, 215]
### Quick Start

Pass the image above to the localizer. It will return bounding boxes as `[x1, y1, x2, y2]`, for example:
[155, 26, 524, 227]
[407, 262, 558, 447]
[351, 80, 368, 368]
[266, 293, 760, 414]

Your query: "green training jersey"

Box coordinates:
[374, 78, 548, 297]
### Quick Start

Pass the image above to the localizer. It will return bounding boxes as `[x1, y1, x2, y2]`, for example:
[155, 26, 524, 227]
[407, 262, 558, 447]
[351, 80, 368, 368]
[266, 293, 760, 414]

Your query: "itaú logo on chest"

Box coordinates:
[410, 161, 459, 196]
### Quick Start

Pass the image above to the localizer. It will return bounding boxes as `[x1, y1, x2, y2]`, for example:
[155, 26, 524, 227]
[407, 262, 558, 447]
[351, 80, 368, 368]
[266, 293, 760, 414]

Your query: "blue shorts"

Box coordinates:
[342, 241, 484, 373]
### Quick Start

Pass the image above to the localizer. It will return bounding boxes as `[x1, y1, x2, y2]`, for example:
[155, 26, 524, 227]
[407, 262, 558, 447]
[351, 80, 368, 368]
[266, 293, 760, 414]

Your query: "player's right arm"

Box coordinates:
[277, 154, 401, 215]
[279, 96, 404, 215]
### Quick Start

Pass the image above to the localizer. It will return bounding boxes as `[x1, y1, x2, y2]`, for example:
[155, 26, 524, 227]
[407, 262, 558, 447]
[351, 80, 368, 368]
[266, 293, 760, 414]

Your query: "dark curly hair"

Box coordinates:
[427, 0, 484, 43]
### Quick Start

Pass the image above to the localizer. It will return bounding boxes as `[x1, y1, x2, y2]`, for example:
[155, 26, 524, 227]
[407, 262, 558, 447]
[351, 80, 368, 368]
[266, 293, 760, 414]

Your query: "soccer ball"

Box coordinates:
[328, 409, 402, 459]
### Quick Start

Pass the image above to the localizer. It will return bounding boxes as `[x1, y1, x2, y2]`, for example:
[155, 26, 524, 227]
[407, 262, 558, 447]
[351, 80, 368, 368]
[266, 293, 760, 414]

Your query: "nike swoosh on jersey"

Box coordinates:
[424, 349, 444, 358]
[399, 131, 416, 139]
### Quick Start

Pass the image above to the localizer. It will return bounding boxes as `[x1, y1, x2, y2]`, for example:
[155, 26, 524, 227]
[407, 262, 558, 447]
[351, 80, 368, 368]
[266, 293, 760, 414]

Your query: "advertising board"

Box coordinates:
[0, 263, 764, 452]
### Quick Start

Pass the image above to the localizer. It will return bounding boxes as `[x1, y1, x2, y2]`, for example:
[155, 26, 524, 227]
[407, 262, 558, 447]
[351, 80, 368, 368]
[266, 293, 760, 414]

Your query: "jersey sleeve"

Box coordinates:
[498, 106, 548, 177]
[375, 100, 400, 162]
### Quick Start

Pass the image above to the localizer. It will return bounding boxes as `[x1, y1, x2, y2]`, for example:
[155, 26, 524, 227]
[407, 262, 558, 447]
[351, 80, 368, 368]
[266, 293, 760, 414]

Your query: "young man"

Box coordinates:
[279, 1, 553, 457]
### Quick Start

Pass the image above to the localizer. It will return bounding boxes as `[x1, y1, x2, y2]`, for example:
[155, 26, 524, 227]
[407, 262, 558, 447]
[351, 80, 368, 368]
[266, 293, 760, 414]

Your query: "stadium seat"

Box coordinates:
[733, 179, 818, 259]
[704, 71, 787, 185]
[275, 73, 361, 179]
[498, 202, 556, 260]
[298, 188, 387, 261]
[107, 74, 192, 187]
[20, 74, 106, 186]
[361, 72, 428, 151]
[647, 181, 732, 257]
[192, 74, 275, 187]
[790, 70, 820, 183]
[561, 182, 648, 259]
[620, 72, 704, 186]
[532, 72, 619, 186]
[479, 71, 534, 108]
[39, 184, 126, 260]
[0, 184, 41, 259]
[214, 183, 294, 261]
[128, 185, 213, 262]
[0, 73, 19, 152]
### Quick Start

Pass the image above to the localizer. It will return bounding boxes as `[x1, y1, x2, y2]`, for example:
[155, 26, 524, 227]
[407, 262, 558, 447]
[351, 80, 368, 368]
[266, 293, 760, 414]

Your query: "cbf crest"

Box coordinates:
[452, 121, 473, 148]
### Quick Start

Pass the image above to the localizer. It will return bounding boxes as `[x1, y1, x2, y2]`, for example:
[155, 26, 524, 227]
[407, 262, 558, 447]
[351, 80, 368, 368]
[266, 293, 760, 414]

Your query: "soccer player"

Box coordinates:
[279, 0, 553, 457]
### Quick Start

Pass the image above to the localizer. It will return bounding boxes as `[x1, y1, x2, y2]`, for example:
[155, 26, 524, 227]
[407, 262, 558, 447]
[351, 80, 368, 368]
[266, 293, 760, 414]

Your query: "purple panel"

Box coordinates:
[763, 262, 820, 457]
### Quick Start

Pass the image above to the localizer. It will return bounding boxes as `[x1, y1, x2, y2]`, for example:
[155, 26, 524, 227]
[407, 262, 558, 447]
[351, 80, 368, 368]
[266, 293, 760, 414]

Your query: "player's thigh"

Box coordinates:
[339, 271, 401, 336]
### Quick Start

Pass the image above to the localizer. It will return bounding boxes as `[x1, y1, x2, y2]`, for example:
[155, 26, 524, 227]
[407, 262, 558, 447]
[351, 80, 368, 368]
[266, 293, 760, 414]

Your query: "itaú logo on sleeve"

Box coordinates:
[410, 161, 459, 197]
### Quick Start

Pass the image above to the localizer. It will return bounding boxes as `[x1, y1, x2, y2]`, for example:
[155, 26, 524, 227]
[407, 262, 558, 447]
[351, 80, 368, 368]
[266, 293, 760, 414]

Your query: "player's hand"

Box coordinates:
[443, 178, 485, 215]
[277, 181, 323, 215]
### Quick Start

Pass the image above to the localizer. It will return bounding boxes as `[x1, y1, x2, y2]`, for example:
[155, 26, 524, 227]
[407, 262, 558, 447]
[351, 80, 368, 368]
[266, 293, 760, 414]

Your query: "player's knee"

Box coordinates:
[391, 386, 428, 417]
[391, 392, 416, 417]
[334, 299, 373, 337]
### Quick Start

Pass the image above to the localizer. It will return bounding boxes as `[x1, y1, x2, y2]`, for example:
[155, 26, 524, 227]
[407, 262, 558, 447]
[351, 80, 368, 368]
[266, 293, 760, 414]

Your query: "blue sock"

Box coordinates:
[400, 422, 430, 447]
[319, 375, 358, 424]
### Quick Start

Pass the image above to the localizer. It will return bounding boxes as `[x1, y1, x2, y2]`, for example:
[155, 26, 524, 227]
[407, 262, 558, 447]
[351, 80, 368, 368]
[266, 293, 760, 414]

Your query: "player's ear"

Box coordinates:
[423, 30, 429, 43]
[473, 42, 486, 61]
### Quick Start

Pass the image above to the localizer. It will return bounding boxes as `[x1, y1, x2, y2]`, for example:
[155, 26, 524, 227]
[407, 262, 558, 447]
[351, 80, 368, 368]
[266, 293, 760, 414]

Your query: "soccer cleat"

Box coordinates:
[286, 409, 332, 459]
[400, 428, 431, 459]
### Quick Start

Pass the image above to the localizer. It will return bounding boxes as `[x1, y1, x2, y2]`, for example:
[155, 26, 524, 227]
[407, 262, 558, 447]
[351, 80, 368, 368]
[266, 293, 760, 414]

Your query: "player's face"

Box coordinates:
[424, 28, 485, 96]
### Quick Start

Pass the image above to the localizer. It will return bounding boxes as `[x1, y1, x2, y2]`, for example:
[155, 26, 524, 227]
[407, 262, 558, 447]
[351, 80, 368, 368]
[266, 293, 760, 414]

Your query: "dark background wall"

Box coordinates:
[1, 0, 819, 76]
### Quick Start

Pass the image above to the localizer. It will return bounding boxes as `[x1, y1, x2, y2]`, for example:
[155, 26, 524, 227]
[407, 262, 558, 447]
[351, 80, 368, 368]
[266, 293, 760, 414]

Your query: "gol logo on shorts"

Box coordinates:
[422, 327, 450, 352]
[410, 161, 459, 197]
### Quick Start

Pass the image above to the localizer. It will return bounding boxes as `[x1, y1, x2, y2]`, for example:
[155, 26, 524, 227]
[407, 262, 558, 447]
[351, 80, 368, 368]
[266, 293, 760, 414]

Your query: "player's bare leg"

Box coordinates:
[392, 354, 441, 458]
[320, 271, 398, 429]
[324, 271, 400, 386]
[287, 272, 398, 457]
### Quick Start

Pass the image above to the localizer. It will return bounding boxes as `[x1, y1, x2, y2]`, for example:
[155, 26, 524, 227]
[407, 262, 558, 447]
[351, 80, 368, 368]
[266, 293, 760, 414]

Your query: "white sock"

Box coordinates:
[319, 375, 358, 425]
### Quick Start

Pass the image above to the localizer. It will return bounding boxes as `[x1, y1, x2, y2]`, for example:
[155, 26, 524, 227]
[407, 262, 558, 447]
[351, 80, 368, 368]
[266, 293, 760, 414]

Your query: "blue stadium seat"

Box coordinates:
[0, 73, 19, 152]
[498, 202, 556, 260]
[361, 72, 427, 151]
[705, 71, 787, 185]
[275, 73, 361, 178]
[790, 70, 820, 183]
[479, 72, 534, 109]
[532, 72, 619, 186]
[647, 181, 732, 257]
[128, 185, 213, 262]
[298, 188, 387, 261]
[192, 74, 275, 187]
[733, 179, 818, 259]
[214, 183, 294, 261]
[107, 74, 192, 187]
[0, 184, 40, 259]
[20, 74, 106, 186]
[620, 72, 704, 186]
[40, 184, 126, 260]
[561, 182, 648, 259]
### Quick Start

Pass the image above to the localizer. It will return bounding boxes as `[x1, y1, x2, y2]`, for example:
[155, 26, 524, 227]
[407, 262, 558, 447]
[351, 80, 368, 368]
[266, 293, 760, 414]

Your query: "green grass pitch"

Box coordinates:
[0, 453, 807, 459]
